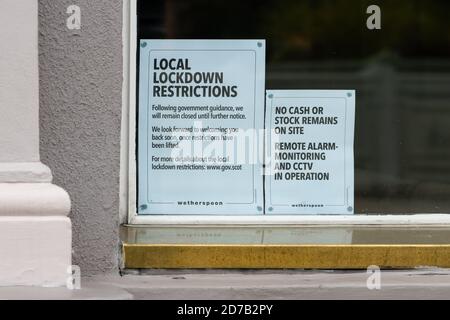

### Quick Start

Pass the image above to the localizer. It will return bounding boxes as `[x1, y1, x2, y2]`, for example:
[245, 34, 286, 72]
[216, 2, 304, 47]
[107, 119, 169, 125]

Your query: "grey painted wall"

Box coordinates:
[39, 0, 123, 275]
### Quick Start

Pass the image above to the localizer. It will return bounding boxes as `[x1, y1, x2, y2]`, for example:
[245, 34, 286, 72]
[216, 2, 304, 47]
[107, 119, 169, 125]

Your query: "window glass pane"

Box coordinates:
[137, 0, 450, 214]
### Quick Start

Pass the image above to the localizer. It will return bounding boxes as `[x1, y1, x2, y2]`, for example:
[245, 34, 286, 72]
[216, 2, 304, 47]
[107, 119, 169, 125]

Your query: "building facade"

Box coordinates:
[1, 0, 450, 286]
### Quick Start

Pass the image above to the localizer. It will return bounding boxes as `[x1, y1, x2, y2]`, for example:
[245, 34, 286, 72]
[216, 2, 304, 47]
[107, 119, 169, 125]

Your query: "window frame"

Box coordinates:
[120, 0, 450, 226]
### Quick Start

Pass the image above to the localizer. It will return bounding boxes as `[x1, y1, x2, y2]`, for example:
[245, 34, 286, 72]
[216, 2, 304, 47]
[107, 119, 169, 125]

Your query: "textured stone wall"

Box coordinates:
[39, 0, 123, 275]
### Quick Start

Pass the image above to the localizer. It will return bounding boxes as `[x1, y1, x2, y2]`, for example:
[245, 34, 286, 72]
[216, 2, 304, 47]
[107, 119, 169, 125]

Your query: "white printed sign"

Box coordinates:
[265, 90, 355, 215]
[138, 40, 265, 215]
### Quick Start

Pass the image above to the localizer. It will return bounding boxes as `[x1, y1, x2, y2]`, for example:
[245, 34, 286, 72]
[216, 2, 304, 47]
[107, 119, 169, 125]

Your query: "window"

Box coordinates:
[124, 0, 450, 223]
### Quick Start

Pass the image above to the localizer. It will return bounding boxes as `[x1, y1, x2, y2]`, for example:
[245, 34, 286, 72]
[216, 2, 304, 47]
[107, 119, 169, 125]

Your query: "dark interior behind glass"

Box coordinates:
[137, 0, 450, 214]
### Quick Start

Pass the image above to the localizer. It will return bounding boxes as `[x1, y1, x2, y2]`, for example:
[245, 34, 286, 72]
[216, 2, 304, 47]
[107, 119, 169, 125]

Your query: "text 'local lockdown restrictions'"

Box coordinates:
[266, 90, 355, 215]
[138, 40, 265, 215]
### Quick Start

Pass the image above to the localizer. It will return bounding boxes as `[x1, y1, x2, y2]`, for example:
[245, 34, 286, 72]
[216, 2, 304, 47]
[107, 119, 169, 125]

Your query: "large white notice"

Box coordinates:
[138, 40, 265, 215]
[265, 90, 355, 215]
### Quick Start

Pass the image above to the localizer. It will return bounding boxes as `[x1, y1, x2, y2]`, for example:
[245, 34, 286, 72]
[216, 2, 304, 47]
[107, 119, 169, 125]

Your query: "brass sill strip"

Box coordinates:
[123, 244, 450, 269]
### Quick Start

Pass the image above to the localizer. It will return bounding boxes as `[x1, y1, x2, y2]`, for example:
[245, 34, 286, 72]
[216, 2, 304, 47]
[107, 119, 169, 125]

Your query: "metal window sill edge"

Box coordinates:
[127, 214, 450, 227]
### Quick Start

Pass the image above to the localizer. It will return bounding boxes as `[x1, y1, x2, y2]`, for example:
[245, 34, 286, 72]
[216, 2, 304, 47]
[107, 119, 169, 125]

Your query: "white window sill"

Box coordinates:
[129, 214, 450, 227]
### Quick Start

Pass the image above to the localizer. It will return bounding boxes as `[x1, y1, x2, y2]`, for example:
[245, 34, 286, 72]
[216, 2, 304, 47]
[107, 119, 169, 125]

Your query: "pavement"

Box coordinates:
[1, 269, 450, 300]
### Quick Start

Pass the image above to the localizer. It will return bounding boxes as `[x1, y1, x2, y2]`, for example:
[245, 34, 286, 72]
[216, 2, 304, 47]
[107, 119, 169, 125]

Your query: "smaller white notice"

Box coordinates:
[265, 90, 355, 215]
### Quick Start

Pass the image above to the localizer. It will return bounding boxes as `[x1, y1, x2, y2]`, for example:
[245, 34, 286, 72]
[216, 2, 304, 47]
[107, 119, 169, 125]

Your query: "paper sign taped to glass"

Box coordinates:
[138, 40, 266, 215]
[265, 90, 355, 215]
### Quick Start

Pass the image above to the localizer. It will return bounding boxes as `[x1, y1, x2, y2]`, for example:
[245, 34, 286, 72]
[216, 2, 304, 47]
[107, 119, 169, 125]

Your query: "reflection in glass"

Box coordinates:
[137, 0, 450, 214]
